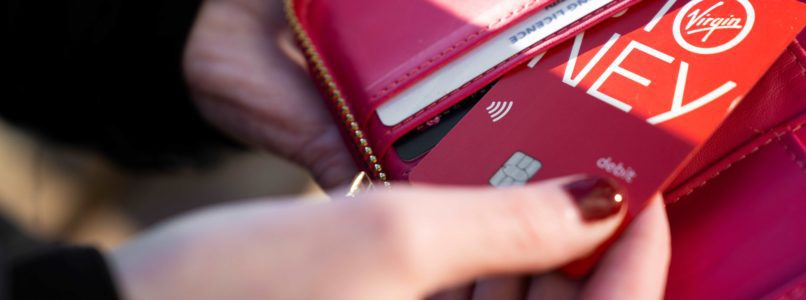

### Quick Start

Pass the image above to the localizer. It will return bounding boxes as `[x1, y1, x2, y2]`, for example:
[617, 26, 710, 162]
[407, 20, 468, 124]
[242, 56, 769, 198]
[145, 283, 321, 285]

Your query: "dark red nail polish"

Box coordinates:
[563, 177, 625, 221]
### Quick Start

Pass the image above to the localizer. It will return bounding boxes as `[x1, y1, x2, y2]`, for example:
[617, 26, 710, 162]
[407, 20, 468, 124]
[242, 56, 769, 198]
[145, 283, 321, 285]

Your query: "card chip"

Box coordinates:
[489, 151, 542, 187]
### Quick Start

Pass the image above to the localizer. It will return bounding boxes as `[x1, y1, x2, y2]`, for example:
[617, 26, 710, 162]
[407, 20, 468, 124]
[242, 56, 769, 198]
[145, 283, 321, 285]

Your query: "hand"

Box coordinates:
[184, 0, 357, 188]
[109, 176, 670, 300]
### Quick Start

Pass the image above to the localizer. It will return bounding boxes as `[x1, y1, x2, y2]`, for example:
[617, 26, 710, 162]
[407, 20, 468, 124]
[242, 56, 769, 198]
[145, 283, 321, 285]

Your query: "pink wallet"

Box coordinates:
[287, 0, 806, 298]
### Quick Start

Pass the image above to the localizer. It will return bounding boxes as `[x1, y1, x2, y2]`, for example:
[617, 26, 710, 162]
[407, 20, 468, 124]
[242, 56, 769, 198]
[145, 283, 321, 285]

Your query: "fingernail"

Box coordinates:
[563, 177, 625, 221]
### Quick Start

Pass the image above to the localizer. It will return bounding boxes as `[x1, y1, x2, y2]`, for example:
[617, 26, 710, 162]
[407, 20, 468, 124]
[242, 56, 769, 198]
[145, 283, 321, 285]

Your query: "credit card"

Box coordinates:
[411, 0, 806, 214]
[377, 0, 616, 126]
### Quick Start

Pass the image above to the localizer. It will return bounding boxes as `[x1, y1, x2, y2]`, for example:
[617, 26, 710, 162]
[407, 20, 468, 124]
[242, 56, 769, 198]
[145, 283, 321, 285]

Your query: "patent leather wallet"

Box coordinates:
[287, 0, 806, 298]
[285, 0, 643, 184]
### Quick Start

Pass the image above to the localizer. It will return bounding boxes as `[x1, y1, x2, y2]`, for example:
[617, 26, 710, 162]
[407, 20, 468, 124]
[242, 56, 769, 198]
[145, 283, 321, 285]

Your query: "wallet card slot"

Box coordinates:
[665, 131, 806, 299]
[363, 0, 561, 104]
[665, 113, 806, 204]
[667, 42, 806, 191]
[377, 0, 619, 127]
[369, 0, 643, 179]
[297, 0, 560, 126]
[378, 0, 640, 135]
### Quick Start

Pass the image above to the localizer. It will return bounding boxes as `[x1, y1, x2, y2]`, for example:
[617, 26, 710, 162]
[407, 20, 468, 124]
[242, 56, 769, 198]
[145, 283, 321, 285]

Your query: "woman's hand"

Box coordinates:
[184, 0, 356, 188]
[109, 176, 670, 300]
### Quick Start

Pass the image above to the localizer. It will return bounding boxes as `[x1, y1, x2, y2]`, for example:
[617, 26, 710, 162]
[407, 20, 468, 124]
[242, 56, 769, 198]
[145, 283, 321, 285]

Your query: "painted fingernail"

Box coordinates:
[563, 177, 625, 221]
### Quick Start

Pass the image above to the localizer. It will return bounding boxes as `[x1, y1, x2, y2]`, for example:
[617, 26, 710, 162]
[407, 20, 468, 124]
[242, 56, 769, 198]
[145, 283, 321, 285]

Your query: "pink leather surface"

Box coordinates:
[667, 41, 806, 195]
[761, 272, 806, 300]
[294, 0, 556, 124]
[665, 116, 806, 300]
[292, 0, 642, 172]
[371, 0, 643, 179]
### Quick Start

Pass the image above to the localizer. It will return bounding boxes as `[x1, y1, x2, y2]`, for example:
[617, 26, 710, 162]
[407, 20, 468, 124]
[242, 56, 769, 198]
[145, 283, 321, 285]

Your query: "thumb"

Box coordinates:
[353, 176, 626, 295]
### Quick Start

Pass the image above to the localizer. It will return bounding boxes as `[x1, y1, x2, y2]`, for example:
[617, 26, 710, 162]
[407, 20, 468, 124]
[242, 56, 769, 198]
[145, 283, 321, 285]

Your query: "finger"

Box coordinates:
[185, 0, 357, 189]
[472, 276, 526, 300]
[278, 28, 308, 68]
[580, 195, 671, 300]
[526, 273, 581, 300]
[344, 175, 626, 295]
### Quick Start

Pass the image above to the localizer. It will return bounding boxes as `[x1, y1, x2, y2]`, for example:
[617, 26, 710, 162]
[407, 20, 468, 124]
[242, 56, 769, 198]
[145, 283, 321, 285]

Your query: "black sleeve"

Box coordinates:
[10, 246, 120, 300]
[3, 0, 239, 171]
[0, 215, 119, 300]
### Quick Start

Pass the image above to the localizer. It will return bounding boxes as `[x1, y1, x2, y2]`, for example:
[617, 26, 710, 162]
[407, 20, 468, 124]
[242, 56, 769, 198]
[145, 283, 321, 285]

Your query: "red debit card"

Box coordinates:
[409, 0, 806, 274]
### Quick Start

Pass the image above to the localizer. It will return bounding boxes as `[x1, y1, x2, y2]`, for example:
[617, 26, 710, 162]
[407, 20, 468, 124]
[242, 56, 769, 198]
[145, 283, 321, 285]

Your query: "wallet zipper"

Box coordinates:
[284, 0, 390, 186]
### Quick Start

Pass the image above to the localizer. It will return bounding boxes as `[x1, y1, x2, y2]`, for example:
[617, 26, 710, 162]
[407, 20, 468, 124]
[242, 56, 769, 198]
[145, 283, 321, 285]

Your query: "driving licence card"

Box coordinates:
[410, 0, 806, 217]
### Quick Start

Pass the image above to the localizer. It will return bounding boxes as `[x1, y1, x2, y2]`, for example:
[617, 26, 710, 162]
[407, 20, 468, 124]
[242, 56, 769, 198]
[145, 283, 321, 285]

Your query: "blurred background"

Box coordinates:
[0, 119, 324, 251]
[5, 0, 332, 252]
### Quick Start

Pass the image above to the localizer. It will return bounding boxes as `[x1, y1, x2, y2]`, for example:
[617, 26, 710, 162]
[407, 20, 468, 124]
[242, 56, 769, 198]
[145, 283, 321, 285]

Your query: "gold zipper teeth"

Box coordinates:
[284, 0, 390, 186]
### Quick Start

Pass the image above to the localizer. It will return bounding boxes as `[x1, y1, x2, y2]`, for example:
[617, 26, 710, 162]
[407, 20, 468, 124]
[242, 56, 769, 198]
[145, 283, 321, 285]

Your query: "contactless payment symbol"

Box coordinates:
[486, 101, 514, 123]
[489, 151, 542, 187]
[673, 0, 755, 55]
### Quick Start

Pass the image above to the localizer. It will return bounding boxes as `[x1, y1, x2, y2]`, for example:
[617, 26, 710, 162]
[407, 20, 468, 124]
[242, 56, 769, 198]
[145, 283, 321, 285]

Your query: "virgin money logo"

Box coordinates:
[673, 0, 755, 55]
